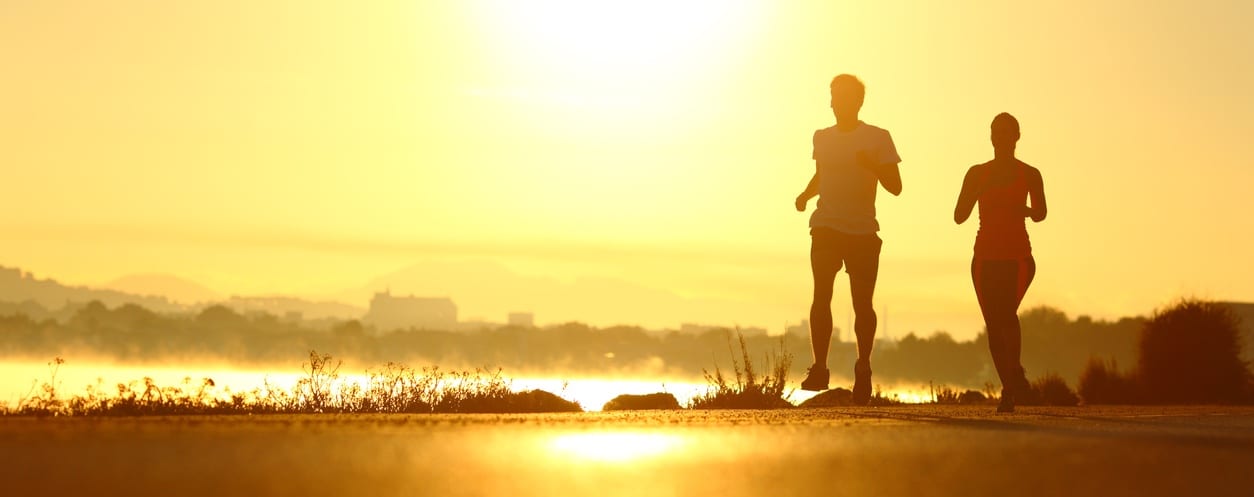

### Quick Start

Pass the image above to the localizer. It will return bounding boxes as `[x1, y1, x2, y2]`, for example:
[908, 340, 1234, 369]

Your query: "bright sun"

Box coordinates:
[474, 0, 761, 110]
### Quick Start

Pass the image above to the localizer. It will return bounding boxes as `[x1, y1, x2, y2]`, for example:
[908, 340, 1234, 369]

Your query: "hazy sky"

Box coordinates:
[3, 1, 1252, 339]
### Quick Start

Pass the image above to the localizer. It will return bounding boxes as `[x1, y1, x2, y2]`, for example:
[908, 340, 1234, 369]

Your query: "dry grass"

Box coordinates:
[689, 330, 794, 409]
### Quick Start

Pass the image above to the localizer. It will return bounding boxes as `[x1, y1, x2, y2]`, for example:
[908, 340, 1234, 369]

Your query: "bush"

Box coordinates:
[690, 330, 794, 409]
[933, 384, 961, 404]
[1138, 299, 1250, 403]
[1030, 372, 1079, 406]
[1078, 358, 1140, 405]
[958, 390, 988, 405]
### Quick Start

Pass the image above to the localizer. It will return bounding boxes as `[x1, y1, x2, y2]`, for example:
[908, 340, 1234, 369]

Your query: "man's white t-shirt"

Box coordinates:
[810, 121, 901, 235]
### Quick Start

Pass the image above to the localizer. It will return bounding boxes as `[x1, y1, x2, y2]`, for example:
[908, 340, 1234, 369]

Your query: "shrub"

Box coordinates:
[1078, 358, 1140, 404]
[690, 330, 794, 409]
[933, 384, 961, 404]
[1030, 372, 1079, 406]
[958, 390, 988, 405]
[1138, 299, 1250, 403]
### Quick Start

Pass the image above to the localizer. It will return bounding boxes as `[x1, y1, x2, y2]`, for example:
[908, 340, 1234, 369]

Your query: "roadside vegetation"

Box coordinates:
[1080, 299, 1253, 404]
[2, 351, 580, 416]
[689, 330, 794, 409]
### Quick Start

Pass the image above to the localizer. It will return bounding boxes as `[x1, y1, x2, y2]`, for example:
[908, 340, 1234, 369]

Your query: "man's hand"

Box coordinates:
[795, 194, 809, 212]
[857, 150, 902, 196]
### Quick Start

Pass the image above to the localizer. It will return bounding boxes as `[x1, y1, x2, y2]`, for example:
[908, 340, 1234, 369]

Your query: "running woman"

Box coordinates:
[954, 112, 1047, 413]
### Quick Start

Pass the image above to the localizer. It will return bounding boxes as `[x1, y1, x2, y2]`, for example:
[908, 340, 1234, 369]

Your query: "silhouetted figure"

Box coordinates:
[795, 74, 902, 404]
[954, 113, 1048, 413]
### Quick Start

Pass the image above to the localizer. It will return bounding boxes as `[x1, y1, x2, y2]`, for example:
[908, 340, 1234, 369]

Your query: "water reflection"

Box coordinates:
[0, 359, 943, 409]
[0, 360, 709, 410]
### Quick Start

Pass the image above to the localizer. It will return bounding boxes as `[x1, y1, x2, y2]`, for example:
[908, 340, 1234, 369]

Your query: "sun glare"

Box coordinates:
[474, 0, 760, 110]
[549, 432, 684, 463]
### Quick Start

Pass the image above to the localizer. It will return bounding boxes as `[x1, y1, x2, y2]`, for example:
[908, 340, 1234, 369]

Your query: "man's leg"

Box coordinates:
[849, 275, 878, 364]
[803, 229, 840, 391]
[847, 233, 882, 404]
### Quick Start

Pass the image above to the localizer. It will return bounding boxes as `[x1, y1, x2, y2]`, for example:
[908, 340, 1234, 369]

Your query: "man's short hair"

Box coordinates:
[830, 74, 865, 103]
[992, 112, 1020, 139]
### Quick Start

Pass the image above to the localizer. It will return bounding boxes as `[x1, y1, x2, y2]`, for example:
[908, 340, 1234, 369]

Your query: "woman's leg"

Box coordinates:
[1004, 256, 1036, 381]
[973, 258, 1021, 388]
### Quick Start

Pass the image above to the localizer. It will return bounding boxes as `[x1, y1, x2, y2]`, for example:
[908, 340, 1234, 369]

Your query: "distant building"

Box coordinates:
[786, 320, 810, 337]
[679, 323, 769, 337]
[508, 312, 534, 328]
[680, 323, 714, 335]
[788, 319, 847, 342]
[363, 291, 457, 332]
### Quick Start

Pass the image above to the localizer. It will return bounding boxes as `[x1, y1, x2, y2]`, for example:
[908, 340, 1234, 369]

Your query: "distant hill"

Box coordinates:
[0, 266, 185, 313]
[0, 266, 363, 322]
[104, 273, 222, 305]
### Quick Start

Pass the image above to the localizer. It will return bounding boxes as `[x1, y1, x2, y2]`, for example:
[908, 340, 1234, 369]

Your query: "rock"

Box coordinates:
[602, 392, 682, 411]
[800, 388, 853, 407]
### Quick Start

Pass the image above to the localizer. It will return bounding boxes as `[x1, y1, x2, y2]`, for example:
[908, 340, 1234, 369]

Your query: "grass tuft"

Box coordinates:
[689, 330, 794, 409]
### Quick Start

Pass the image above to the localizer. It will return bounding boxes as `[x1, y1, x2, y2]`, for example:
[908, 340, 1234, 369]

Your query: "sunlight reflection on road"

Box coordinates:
[548, 431, 686, 463]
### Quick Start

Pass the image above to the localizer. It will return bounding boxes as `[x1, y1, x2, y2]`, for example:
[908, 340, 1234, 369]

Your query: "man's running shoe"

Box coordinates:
[800, 365, 830, 391]
[852, 360, 873, 405]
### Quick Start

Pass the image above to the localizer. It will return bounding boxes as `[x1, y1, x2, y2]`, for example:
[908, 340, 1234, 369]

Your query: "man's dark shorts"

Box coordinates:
[810, 227, 882, 278]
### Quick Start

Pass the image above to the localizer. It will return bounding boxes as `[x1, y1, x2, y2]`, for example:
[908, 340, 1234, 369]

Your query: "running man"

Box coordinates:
[953, 112, 1047, 413]
[794, 74, 902, 405]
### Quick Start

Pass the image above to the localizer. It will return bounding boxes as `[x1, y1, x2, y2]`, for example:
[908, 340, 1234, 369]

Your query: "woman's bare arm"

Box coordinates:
[954, 166, 982, 224]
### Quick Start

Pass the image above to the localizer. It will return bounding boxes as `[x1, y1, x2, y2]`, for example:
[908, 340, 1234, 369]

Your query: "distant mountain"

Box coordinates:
[0, 266, 184, 313]
[0, 266, 364, 321]
[104, 273, 222, 305]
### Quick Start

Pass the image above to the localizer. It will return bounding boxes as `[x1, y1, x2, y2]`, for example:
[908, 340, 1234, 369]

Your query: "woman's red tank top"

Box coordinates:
[974, 162, 1032, 260]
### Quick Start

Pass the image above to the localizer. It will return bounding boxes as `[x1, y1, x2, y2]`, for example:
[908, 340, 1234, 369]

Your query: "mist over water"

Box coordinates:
[0, 359, 723, 411]
[0, 358, 955, 410]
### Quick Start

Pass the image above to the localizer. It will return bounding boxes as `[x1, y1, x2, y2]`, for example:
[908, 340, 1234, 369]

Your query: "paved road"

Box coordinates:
[2, 406, 1253, 497]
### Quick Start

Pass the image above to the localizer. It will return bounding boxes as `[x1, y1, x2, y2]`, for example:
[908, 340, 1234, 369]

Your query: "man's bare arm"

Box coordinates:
[873, 162, 902, 196]
[796, 171, 819, 211]
[856, 151, 901, 196]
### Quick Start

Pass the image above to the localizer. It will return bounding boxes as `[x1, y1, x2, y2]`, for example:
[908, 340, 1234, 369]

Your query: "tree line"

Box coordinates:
[0, 300, 1150, 390]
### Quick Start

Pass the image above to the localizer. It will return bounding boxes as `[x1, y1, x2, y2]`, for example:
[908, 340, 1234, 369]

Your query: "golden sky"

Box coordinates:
[3, 1, 1252, 338]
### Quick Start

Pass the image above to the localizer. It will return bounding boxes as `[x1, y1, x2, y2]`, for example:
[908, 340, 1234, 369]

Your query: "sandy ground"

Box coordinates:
[2, 405, 1253, 497]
